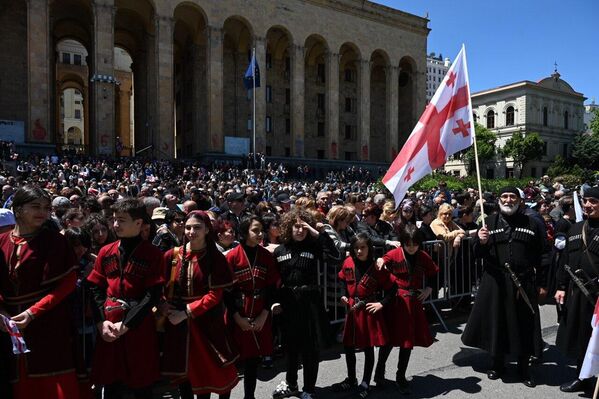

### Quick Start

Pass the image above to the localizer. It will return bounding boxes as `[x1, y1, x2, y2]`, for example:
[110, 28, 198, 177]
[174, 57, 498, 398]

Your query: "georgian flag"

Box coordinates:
[579, 298, 599, 379]
[383, 45, 474, 205]
[0, 313, 30, 355]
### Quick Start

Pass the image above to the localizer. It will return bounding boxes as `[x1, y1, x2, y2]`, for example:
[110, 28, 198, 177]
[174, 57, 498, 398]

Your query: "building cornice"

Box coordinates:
[472, 80, 585, 100]
[302, 0, 430, 36]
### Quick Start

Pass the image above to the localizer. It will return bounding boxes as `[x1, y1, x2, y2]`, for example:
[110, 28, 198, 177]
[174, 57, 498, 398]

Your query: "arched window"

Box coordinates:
[505, 106, 514, 126]
[486, 109, 495, 129]
[564, 110, 569, 129]
[543, 106, 548, 126]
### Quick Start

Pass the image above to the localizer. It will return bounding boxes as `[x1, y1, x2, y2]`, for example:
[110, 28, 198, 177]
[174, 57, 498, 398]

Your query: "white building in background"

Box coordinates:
[444, 69, 586, 179]
[426, 52, 451, 101]
[584, 99, 598, 134]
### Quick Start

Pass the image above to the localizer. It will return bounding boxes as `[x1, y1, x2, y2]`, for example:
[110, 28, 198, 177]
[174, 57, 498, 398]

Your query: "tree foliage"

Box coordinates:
[461, 123, 497, 173]
[571, 133, 599, 170]
[589, 108, 599, 135]
[501, 131, 544, 178]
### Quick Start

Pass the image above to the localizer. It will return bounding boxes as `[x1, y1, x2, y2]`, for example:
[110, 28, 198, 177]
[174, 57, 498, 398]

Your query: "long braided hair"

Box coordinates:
[179, 211, 218, 296]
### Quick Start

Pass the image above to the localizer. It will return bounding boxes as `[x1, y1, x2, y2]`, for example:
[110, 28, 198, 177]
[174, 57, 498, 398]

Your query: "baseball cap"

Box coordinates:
[0, 209, 15, 228]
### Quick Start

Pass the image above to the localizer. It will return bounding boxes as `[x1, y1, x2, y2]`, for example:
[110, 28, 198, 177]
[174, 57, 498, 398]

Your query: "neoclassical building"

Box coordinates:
[0, 0, 429, 161]
[444, 70, 586, 178]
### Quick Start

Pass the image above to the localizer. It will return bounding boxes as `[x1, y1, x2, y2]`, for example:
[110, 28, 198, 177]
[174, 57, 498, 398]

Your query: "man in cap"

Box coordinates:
[222, 191, 250, 239]
[555, 186, 599, 393]
[462, 187, 545, 387]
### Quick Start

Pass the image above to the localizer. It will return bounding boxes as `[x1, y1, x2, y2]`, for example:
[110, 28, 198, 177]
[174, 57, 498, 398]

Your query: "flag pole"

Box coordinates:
[252, 47, 257, 168]
[594, 378, 599, 399]
[462, 44, 486, 228]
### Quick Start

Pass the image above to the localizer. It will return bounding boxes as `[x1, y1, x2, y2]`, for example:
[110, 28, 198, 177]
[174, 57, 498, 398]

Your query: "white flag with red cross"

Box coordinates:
[580, 298, 599, 379]
[383, 45, 474, 205]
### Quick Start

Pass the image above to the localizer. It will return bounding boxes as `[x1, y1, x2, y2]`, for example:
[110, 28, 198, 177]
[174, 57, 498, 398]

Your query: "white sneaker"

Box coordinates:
[272, 381, 299, 399]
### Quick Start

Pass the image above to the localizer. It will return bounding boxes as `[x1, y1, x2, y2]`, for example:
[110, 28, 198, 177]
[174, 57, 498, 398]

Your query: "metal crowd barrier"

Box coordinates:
[317, 236, 483, 333]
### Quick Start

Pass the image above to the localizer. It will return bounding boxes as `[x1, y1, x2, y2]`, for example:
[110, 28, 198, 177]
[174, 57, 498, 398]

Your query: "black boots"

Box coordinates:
[560, 378, 592, 393]
[517, 356, 535, 388]
[486, 355, 505, 380]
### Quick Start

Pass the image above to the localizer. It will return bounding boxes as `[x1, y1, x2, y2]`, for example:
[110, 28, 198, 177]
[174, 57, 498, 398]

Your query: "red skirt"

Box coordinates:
[90, 315, 160, 388]
[188, 323, 239, 394]
[385, 290, 433, 349]
[231, 316, 274, 360]
[342, 301, 388, 348]
[14, 357, 80, 399]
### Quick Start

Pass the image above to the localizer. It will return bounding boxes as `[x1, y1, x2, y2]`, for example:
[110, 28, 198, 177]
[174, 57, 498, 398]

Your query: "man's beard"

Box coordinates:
[499, 203, 518, 216]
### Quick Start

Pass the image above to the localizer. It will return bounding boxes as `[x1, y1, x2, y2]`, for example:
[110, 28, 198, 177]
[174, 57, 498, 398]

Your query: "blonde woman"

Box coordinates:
[430, 203, 465, 301]
[430, 203, 465, 251]
[379, 201, 397, 225]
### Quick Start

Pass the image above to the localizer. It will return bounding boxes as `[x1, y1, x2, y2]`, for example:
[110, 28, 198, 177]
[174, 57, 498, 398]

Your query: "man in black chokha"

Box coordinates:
[555, 186, 599, 393]
[461, 186, 546, 388]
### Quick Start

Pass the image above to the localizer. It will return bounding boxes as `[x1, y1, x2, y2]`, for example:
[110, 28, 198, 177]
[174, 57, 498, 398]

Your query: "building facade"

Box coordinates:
[0, 0, 429, 161]
[444, 70, 586, 178]
[426, 52, 451, 102]
[584, 100, 598, 134]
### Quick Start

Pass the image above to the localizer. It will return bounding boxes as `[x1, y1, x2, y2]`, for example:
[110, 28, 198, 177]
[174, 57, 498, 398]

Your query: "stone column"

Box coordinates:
[92, 1, 116, 155]
[326, 51, 339, 159]
[291, 44, 305, 157]
[253, 36, 266, 154]
[27, 0, 51, 143]
[206, 26, 224, 152]
[154, 16, 174, 158]
[358, 59, 371, 161]
[387, 65, 399, 162]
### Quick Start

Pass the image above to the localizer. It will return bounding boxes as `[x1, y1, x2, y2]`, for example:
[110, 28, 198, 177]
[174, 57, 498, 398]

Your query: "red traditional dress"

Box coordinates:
[382, 247, 439, 348]
[338, 257, 393, 348]
[0, 228, 80, 399]
[225, 244, 280, 360]
[86, 239, 164, 389]
[162, 246, 239, 395]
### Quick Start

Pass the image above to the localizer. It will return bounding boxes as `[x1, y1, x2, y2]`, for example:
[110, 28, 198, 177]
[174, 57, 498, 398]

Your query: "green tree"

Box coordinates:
[589, 108, 599, 135]
[501, 131, 544, 178]
[572, 133, 599, 170]
[461, 123, 497, 173]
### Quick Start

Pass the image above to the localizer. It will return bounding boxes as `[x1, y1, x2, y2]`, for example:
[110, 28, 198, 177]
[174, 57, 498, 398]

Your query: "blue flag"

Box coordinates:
[244, 53, 260, 90]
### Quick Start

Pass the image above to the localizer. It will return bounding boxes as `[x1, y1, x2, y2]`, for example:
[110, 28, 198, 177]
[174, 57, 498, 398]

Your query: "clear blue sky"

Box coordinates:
[374, 0, 598, 103]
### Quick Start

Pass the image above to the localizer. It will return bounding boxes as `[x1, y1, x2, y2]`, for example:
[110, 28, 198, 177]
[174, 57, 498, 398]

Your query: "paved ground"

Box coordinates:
[224, 303, 587, 399]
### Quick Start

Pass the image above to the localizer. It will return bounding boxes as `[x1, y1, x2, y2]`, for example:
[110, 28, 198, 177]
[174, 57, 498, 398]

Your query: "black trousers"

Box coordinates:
[344, 346, 375, 384]
[286, 345, 319, 393]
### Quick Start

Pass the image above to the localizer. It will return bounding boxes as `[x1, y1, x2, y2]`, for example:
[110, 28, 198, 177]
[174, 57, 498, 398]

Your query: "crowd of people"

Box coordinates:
[0, 153, 598, 399]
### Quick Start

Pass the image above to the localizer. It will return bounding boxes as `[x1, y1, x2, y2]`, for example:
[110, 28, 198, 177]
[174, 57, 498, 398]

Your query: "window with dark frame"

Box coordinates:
[317, 63, 325, 83]
[486, 110, 495, 129]
[505, 106, 515, 126]
[564, 111, 569, 129]
[317, 122, 325, 137]
[266, 86, 272, 103]
[317, 93, 325, 111]
[543, 107, 548, 126]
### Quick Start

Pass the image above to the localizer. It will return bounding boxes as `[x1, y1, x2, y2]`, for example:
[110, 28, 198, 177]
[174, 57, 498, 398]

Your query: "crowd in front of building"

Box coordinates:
[0, 153, 599, 399]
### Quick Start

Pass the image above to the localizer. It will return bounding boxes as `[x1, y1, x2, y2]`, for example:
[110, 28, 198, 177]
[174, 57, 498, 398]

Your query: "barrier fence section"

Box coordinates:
[318, 237, 482, 332]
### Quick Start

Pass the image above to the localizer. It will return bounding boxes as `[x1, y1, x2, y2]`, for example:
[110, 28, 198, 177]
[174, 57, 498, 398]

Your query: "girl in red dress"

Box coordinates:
[332, 232, 394, 398]
[0, 185, 80, 399]
[374, 224, 439, 394]
[225, 215, 280, 399]
[162, 211, 239, 399]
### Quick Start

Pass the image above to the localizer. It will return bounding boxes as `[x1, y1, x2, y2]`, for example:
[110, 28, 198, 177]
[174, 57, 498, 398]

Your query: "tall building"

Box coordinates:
[444, 69, 586, 178]
[584, 99, 598, 134]
[426, 52, 451, 101]
[0, 0, 429, 161]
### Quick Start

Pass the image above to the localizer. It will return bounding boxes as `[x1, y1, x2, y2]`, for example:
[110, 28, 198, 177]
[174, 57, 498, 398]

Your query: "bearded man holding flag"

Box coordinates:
[555, 186, 599, 394]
